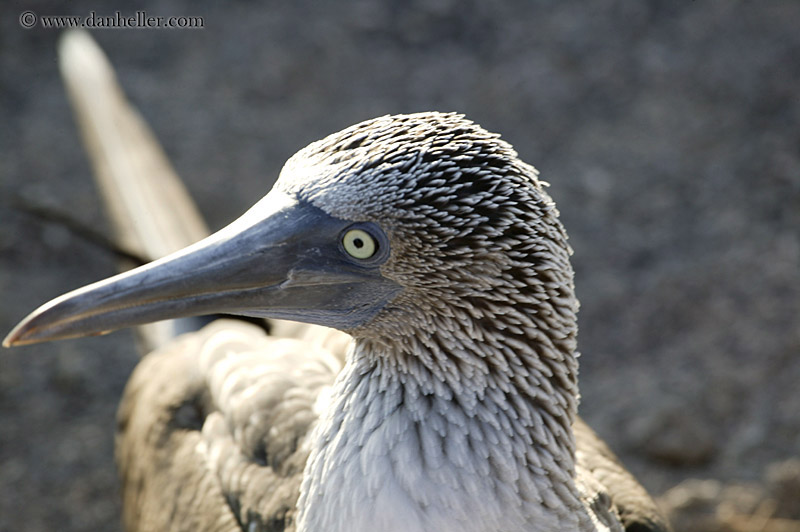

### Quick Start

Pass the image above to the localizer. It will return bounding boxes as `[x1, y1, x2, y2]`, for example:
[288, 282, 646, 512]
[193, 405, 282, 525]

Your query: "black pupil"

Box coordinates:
[353, 238, 364, 248]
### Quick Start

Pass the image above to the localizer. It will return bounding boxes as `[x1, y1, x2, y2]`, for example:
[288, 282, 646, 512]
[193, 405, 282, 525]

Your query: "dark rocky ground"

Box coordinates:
[1, 1, 798, 531]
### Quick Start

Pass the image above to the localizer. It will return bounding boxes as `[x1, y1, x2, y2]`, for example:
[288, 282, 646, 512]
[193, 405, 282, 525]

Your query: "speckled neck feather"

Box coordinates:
[276, 113, 590, 531]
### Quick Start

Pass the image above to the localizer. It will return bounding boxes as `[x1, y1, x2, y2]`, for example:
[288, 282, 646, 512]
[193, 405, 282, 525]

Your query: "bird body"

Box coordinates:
[119, 319, 627, 532]
[7, 112, 670, 532]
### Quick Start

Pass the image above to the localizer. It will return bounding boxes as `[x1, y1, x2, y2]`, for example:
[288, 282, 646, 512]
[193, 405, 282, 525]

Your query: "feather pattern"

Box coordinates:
[118, 320, 669, 532]
[110, 112, 671, 531]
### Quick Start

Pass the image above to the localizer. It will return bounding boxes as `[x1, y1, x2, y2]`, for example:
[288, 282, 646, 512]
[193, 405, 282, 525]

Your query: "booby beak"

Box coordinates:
[4, 192, 401, 347]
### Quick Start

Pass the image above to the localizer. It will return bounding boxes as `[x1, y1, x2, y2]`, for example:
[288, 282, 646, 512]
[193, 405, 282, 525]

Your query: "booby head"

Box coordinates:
[4, 112, 577, 366]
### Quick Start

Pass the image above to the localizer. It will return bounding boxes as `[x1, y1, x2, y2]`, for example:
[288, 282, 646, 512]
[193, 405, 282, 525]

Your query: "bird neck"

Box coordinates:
[356, 308, 580, 462]
[297, 307, 585, 532]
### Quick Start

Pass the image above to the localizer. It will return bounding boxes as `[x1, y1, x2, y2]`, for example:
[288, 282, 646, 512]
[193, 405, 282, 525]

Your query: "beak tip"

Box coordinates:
[4, 322, 31, 348]
[3, 331, 21, 348]
[4, 312, 49, 348]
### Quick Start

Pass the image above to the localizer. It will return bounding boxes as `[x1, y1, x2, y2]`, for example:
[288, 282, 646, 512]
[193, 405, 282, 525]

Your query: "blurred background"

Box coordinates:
[1, 1, 798, 531]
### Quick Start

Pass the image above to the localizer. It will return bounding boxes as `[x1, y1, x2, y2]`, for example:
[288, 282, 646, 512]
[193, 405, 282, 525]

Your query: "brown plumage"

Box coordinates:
[114, 318, 670, 531]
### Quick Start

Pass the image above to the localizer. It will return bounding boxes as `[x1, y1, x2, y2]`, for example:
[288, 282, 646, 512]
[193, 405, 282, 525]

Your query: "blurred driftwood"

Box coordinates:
[58, 30, 210, 350]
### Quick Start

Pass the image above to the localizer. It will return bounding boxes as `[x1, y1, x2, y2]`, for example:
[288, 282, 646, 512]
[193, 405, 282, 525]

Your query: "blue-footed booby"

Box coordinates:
[5, 112, 670, 532]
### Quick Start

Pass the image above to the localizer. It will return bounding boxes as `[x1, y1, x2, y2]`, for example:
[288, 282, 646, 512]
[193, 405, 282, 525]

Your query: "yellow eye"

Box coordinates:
[342, 228, 377, 259]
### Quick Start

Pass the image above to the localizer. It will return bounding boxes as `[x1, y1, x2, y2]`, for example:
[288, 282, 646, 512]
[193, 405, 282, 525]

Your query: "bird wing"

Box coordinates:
[574, 417, 673, 532]
[116, 319, 347, 532]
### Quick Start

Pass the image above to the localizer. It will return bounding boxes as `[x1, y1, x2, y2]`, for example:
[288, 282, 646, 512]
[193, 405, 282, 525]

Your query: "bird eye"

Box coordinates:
[342, 228, 377, 260]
